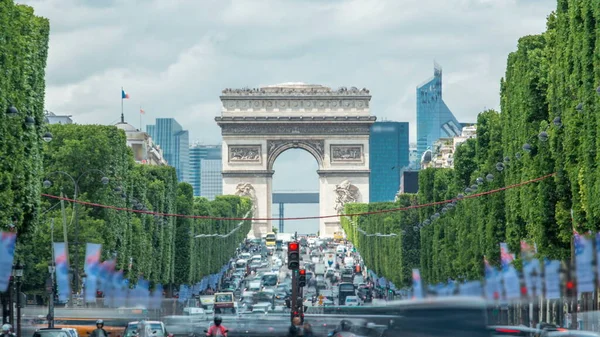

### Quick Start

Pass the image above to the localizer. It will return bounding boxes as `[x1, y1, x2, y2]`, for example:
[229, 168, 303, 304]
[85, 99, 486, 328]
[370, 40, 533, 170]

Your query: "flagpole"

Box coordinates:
[121, 87, 124, 123]
[140, 105, 142, 131]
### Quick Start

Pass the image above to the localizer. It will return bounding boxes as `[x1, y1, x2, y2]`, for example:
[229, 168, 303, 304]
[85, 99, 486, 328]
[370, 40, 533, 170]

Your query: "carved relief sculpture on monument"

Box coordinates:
[330, 145, 364, 163]
[229, 145, 261, 162]
[334, 180, 360, 214]
[235, 182, 258, 216]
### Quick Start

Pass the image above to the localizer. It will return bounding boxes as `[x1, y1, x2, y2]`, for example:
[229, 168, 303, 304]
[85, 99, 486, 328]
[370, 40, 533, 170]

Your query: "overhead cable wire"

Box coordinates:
[40, 172, 555, 221]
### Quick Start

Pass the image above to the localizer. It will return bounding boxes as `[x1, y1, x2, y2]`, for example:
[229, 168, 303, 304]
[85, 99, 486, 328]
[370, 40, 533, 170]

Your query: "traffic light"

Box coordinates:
[298, 268, 306, 287]
[288, 241, 300, 270]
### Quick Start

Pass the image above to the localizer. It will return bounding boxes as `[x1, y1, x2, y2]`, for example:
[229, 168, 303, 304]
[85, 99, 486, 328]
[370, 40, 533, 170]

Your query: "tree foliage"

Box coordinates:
[346, 1, 600, 285]
[341, 195, 420, 288]
[20, 124, 252, 292]
[0, 1, 49, 235]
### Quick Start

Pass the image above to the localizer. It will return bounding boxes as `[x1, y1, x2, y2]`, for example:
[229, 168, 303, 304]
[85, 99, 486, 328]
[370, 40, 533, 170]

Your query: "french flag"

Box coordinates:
[121, 88, 130, 99]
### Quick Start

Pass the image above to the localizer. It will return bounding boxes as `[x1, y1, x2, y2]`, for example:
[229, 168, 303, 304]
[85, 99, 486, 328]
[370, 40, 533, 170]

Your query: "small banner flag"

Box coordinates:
[122, 89, 130, 99]
[150, 284, 163, 309]
[140, 107, 145, 114]
[53, 243, 71, 302]
[575, 232, 595, 294]
[112, 270, 126, 308]
[0, 232, 17, 291]
[412, 269, 424, 299]
[84, 243, 102, 302]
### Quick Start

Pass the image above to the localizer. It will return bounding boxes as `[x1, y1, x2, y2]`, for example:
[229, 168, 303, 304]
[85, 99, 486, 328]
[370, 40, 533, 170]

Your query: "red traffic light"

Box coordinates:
[566, 281, 574, 290]
[289, 242, 299, 251]
[299, 269, 306, 275]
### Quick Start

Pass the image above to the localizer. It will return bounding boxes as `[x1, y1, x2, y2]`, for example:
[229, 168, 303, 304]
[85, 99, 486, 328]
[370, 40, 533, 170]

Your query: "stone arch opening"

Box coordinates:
[266, 139, 324, 171]
[271, 148, 320, 234]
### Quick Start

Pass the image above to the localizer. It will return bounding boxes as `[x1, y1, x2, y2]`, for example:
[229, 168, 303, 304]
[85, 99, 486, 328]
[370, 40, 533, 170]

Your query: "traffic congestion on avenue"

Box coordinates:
[14, 233, 594, 337]
[4, 0, 600, 336]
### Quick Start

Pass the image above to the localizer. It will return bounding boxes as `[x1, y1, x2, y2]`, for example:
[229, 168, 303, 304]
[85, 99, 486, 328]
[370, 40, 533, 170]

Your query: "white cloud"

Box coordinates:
[19, 0, 556, 221]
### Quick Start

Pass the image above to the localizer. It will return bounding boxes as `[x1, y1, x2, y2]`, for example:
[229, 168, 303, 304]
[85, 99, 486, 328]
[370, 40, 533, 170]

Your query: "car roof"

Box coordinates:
[39, 328, 66, 331]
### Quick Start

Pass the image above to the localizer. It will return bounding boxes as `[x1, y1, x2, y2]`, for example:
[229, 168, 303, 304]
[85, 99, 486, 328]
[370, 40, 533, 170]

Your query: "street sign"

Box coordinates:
[45, 277, 53, 294]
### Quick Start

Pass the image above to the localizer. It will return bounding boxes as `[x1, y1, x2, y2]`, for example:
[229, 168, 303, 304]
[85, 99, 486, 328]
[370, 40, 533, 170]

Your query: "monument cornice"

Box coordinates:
[220, 86, 371, 98]
[317, 170, 370, 177]
[218, 122, 374, 136]
[222, 170, 274, 177]
[220, 95, 371, 100]
[215, 116, 377, 123]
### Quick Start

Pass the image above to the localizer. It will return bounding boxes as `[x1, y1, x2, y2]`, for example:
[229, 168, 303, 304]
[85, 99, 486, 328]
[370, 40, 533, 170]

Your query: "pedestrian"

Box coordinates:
[288, 317, 303, 337]
[303, 322, 314, 337]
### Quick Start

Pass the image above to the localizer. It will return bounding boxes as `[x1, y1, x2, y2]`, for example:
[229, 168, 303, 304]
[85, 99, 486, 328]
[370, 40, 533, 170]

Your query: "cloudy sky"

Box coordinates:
[21, 0, 556, 234]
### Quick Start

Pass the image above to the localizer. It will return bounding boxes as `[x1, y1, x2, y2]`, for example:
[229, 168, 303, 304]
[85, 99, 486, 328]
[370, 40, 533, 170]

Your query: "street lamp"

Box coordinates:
[25, 115, 35, 127]
[14, 262, 23, 337]
[47, 262, 55, 328]
[6, 106, 18, 117]
[42, 132, 53, 142]
[42, 169, 109, 294]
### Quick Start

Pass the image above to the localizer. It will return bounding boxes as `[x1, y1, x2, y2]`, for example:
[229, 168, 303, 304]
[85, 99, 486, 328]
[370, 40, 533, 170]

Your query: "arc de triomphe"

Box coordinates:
[216, 83, 376, 238]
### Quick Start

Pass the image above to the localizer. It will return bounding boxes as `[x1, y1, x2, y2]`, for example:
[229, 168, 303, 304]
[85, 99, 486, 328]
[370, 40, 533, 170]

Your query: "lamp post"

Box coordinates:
[2, 274, 13, 325]
[43, 169, 109, 294]
[8, 267, 15, 326]
[14, 262, 23, 337]
[81, 273, 87, 308]
[47, 262, 55, 328]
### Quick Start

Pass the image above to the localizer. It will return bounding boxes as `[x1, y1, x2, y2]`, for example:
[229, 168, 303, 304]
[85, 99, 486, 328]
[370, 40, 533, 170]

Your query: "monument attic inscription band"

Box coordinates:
[216, 83, 376, 238]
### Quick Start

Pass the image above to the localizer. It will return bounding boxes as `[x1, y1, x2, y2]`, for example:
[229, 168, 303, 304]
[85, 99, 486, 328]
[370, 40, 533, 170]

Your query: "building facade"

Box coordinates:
[146, 118, 189, 182]
[115, 121, 167, 166]
[416, 63, 462, 167]
[369, 121, 409, 202]
[189, 144, 222, 199]
[421, 125, 477, 169]
[45, 110, 73, 125]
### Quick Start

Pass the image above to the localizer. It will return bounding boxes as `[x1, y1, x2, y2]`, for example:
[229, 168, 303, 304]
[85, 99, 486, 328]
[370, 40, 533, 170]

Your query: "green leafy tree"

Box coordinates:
[0, 1, 49, 236]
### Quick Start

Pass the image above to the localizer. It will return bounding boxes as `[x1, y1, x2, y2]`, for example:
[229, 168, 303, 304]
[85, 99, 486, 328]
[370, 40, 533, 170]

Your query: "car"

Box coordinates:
[33, 329, 71, 337]
[124, 321, 168, 337]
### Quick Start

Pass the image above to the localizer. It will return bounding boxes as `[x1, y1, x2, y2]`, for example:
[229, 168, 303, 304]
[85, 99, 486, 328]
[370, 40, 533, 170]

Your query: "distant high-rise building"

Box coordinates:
[416, 63, 462, 167]
[189, 144, 222, 199]
[146, 118, 189, 182]
[369, 121, 410, 202]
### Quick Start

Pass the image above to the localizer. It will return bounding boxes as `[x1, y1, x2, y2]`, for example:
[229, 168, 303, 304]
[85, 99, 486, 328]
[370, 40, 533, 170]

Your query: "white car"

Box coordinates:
[344, 296, 361, 306]
[62, 328, 78, 337]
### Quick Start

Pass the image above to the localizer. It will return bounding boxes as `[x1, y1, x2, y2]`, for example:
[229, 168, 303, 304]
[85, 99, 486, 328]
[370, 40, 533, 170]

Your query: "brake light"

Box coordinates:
[495, 328, 521, 333]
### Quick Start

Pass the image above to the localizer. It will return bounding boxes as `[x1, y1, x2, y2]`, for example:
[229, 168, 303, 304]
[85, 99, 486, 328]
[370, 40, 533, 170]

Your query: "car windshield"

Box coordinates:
[150, 324, 162, 332]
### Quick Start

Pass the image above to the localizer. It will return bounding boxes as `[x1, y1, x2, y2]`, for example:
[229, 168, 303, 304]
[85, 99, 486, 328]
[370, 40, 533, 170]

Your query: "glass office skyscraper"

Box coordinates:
[416, 63, 462, 167]
[189, 144, 222, 199]
[369, 121, 410, 202]
[146, 118, 189, 182]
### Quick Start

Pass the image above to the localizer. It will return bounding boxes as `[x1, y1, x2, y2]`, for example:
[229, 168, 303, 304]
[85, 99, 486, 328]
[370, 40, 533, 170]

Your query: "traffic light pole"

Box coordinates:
[291, 269, 298, 322]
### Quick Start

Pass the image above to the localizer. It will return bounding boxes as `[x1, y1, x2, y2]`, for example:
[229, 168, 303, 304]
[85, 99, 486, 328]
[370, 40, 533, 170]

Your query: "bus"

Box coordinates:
[338, 282, 356, 305]
[333, 231, 344, 241]
[265, 232, 276, 246]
